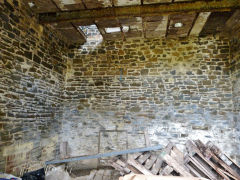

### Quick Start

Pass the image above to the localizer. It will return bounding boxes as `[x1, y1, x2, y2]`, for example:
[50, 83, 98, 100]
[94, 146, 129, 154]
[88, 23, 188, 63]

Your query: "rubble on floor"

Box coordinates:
[0, 172, 22, 180]
[45, 165, 120, 180]
[119, 174, 208, 180]
[7, 139, 238, 180]
[110, 140, 240, 180]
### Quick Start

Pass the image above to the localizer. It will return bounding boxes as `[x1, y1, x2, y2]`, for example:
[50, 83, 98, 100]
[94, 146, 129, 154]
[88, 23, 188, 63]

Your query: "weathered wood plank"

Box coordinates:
[190, 12, 211, 36]
[138, 152, 151, 164]
[151, 142, 174, 175]
[39, 0, 239, 24]
[170, 146, 184, 165]
[127, 158, 154, 175]
[186, 140, 231, 180]
[163, 154, 193, 177]
[119, 156, 142, 174]
[130, 152, 143, 160]
[145, 155, 157, 170]
[88, 170, 97, 180]
[185, 155, 217, 180]
[111, 161, 129, 174]
[161, 165, 174, 176]
[151, 157, 164, 175]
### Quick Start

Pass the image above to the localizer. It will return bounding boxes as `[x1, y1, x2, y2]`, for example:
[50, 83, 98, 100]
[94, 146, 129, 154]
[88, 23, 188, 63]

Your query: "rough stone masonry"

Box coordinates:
[0, 0, 240, 175]
[63, 35, 239, 168]
[0, 0, 68, 175]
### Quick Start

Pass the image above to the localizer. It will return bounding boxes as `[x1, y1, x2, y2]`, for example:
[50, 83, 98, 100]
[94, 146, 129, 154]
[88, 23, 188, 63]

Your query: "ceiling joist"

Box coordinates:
[190, 12, 211, 36]
[39, 0, 240, 24]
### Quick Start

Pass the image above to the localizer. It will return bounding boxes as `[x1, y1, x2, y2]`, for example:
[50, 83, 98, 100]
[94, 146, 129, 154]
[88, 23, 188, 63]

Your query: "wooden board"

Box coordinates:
[145, 155, 157, 170]
[161, 165, 174, 176]
[127, 158, 154, 175]
[163, 154, 193, 177]
[186, 141, 231, 180]
[138, 152, 151, 164]
[151, 157, 164, 175]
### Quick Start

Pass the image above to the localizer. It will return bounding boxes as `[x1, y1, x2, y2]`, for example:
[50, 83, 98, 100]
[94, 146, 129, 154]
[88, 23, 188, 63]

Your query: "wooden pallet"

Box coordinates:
[185, 140, 240, 180]
[110, 140, 240, 180]
[85, 169, 120, 180]
[110, 142, 192, 177]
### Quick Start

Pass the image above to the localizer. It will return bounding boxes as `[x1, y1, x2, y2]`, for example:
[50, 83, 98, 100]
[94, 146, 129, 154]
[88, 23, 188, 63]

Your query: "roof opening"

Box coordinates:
[174, 22, 183, 28]
[122, 26, 129, 33]
[105, 27, 121, 33]
[79, 24, 102, 40]
[28, 2, 35, 8]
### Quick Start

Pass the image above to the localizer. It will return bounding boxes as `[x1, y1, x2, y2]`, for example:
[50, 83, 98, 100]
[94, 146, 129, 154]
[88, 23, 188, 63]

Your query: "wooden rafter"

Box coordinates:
[39, 0, 240, 24]
[190, 12, 211, 36]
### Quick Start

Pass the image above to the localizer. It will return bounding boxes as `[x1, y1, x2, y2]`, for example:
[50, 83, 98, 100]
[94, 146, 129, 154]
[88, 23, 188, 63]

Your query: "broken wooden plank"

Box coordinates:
[138, 152, 151, 164]
[102, 170, 112, 180]
[130, 152, 143, 160]
[186, 140, 231, 180]
[218, 168, 239, 180]
[151, 157, 164, 175]
[88, 170, 97, 180]
[200, 147, 240, 179]
[111, 161, 129, 174]
[191, 141, 237, 180]
[151, 142, 174, 175]
[185, 162, 204, 178]
[94, 169, 104, 180]
[161, 165, 174, 176]
[145, 155, 157, 170]
[184, 155, 217, 180]
[163, 154, 193, 177]
[118, 156, 142, 174]
[207, 141, 240, 174]
[115, 159, 131, 174]
[170, 146, 184, 165]
[127, 158, 154, 175]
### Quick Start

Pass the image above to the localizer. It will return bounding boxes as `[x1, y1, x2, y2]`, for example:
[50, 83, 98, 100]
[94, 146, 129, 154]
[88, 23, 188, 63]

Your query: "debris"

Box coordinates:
[119, 174, 208, 180]
[110, 140, 240, 180]
[45, 165, 120, 180]
[0, 173, 22, 180]
[22, 168, 45, 180]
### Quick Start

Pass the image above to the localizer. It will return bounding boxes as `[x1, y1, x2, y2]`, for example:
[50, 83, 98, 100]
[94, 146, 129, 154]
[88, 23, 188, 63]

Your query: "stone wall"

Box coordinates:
[0, 0, 67, 174]
[63, 35, 239, 166]
[230, 37, 240, 158]
[1, 0, 239, 173]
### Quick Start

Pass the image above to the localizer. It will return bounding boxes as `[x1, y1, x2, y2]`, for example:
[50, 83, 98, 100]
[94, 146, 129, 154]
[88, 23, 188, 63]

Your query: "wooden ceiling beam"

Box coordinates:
[189, 12, 211, 36]
[39, 0, 240, 24]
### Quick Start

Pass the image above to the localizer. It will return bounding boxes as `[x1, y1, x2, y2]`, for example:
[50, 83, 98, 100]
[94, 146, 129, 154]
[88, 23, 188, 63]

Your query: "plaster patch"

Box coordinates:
[3, 142, 34, 156]
[40, 135, 58, 146]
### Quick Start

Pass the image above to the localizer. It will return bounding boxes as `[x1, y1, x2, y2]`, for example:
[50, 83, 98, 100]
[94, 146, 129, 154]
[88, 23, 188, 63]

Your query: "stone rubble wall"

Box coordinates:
[230, 37, 240, 157]
[0, 0, 240, 174]
[63, 36, 239, 167]
[0, 0, 68, 175]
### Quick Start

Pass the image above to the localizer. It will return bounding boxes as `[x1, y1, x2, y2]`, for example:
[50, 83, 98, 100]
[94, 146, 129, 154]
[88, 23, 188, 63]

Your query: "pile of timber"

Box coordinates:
[109, 140, 240, 180]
